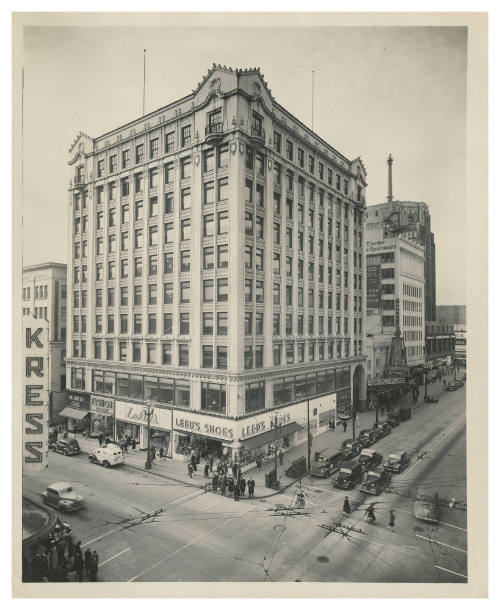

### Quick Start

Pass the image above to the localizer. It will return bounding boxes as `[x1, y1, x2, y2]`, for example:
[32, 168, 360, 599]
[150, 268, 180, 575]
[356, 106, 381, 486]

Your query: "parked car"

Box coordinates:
[341, 439, 362, 460]
[455, 379, 464, 388]
[310, 451, 344, 477]
[372, 422, 392, 439]
[358, 448, 383, 470]
[387, 413, 400, 428]
[383, 451, 411, 473]
[49, 437, 81, 456]
[413, 489, 440, 523]
[360, 468, 392, 495]
[88, 444, 125, 468]
[41, 482, 85, 512]
[399, 408, 412, 421]
[358, 429, 378, 447]
[446, 382, 457, 391]
[332, 460, 363, 489]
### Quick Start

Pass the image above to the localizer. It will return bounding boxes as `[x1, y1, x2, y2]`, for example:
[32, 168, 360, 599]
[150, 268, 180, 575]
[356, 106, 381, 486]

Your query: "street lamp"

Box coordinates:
[145, 400, 153, 470]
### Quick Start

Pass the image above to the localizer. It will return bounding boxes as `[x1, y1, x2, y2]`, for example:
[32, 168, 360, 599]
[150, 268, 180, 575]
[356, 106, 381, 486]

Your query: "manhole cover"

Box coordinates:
[317, 556, 330, 563]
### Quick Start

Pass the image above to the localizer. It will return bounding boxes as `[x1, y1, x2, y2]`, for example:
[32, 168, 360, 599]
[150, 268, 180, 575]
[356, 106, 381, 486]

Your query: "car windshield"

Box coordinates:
[367, 471, 380, 479]
[339, 468, 352, 476]
[388, 455, 400, 463]
[61, 487, 72, 493]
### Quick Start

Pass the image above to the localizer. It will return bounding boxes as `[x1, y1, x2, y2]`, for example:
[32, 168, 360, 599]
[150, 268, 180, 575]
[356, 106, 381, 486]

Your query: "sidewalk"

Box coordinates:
[68, 376, 451, 500]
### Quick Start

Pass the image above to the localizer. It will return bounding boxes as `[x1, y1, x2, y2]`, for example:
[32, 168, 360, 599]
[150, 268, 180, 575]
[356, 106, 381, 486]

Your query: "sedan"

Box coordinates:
[41, 482, 85, 512]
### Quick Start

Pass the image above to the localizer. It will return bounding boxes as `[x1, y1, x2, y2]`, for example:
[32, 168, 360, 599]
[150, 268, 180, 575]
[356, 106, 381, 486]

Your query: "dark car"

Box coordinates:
[358, 448, 383, 470]
[332, 460, 363, 489]
[358, 429, 378, 448]
[360, 468, 392, 495]
[399, 407, 412, 421]
[341, 439, 362, 460]
[383, 451, 411, 473]
[310, 451, 344, 478]
[50, 437, 81, 456]
[41, 482, 85, 512]
[372, 422, 392, 439]
[387, 413, 400, 428]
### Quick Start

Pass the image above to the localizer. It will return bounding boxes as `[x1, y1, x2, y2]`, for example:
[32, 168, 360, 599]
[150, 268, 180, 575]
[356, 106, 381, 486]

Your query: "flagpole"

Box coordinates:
[143, 49, 146, 116]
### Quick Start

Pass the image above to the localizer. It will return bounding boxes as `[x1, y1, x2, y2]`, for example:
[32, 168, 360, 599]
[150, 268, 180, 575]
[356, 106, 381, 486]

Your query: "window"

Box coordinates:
[217, 312, 228, 336]
[273, 222, 281, 243]
[202, 312, 213, 335]
[181, 125, 192, 147]
[256, 184, 264, 207]
[106, 341, 114, 361]
[133, 285, 142, 306]
[204, 181, 214, 205]
[217, 278, 228, 302]
[149, 168, 159, 189]
[273, 283, 281, 305]
[244, 346, 253, 370]
[179, 313, 190, 335]
[108, 260, 115, 280]
[286, 285, 293, 306]
[203, 279, 214, 302]
[164, 162, 174, 184]
[256, 280, 264, 303]
[216, 346, 227, 369]
[273, 344, 282, 366]
[150, 137, 159, 159]
[273, 192, 281, 215]
[180, 281, 190, 303]
[256, 215, 264, 239]
[120, 286, 128, 306]
[165, 131, 175, 153]
[218, 211, 228, 234]
[181, 188, 191, 210]
[256, 248, 264, 272]
[218, 144, 229, 168]
[245, 146, 254, 170]
[202, 345, 213, 368]
[149, 225, 158, 247]
[134, 257, 142, 278]
[244, 311, 253, 335]
[245, 245, 253, 270]
[245, 279, 253, 303]
[164, 192, 174, 214]
[149, 253, 158, 276]
[121, 177, 130, 197]
[163, 282, 173, 304]
[95, 313, 103, 333]
[96, 211, 104, 230]
[108, 234, 116, 254]
[245, 211, 253, 236]
[120, 313, 128, 334]
[148, 313, 157, 334]
[97, 186, 104, 205]
[121, 231, 129, 251]
[298, 148, 304, 168]
[286, 227, 293, 248]
[163, 313, 173, 334]
[203, 214, 214, 237]
[203, 246, 214, 270]
[109, 154, 117, 173]
[180, 218, 191, 241]
[203, 148, 215, 172]
[108, 183, 117, 202]
[147, 343, 156, 364]
[148, 284, 157, 305]
[95, 288, 102, 307]
[273, 252, 281, 275]
[273, 131, 282, 153]
[286, 139, 293, 160]
[135, 173, 144, 193]
[164, 222, 174, 243]
[136, 144, 144, 164]
[97, 159, 104, 178]
[180, 250, 190, 272]
[218, 177, 228, 201]
[273, 162, 282, 186]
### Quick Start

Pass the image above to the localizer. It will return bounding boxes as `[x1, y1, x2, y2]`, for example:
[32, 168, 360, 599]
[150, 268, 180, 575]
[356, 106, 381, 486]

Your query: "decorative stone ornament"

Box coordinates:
[230, 142, 237, 156]
[239, 142, 245, 155]
[194, 154, 200, 166]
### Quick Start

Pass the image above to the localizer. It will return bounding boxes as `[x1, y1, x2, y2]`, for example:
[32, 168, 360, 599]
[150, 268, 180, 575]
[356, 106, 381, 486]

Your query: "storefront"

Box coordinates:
[89, 395, 114, 437]
[60, 391, 90, 432]
[115, 400, 172, 453]
[172, 411, 235, 463]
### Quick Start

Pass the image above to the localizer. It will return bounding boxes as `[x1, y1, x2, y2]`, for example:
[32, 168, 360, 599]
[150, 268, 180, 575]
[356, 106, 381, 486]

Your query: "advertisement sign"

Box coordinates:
[67, 391, 90, 411]
[395, 298, 400, 329]
[366, 255, 382, 309]
[174, 411, 236, 441]
[115, 400, 171, 431]
[23, 318, 49, 471]
[90, 394, 114, 416]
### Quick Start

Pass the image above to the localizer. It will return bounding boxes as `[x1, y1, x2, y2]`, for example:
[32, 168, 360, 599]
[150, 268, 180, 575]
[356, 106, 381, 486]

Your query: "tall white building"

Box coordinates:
[65, 65, 368, 465]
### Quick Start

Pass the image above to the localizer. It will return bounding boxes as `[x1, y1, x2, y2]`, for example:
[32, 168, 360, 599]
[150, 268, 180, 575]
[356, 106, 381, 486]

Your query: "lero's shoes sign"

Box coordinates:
[23, 318, 49, 471]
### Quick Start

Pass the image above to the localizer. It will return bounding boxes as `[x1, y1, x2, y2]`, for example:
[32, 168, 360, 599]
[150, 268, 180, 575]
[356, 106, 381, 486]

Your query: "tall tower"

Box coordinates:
[387, 154, 394, 203]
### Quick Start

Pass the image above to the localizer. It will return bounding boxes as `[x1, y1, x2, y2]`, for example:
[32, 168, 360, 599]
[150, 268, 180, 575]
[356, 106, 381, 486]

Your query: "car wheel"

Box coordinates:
[103, 460, 110, 468]
[42, 495, 47, 505]
[64, 450, 69, 456]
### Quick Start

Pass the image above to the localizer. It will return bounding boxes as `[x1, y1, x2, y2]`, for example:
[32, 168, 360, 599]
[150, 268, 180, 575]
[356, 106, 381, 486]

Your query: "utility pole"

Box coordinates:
[145, 401, 152, 469]
[307, 398, 311, 470]
[424, 372, 429, 399]
[142, 49, 147, 117]
[273, 414, 279, 490]
[374, 385, 379, 425]
[352, 401, 356, 440]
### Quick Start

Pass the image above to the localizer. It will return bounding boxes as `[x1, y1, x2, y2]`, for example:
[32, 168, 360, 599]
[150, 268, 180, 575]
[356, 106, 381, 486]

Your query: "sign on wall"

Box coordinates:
[67, 391, 90, 411]
[23, 317, 49, 471]
[90, 394, 114, 416]
[366, 255, 382, 310]
[115, 400, 171, 431]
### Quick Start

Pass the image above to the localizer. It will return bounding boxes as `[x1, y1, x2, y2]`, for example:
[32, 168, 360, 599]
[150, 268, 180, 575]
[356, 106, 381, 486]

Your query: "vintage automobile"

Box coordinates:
[383, 451, 411, 473]
[49, 437, 81, 456]
[446, 382, 457, 391]
[88, 444, 125, 468]
[358, 448, 383, 470]
[398, 407, 412, 421]
[41, 482, 85, 512]
[310, 451, 344, 477]
[340, 439, 362, 460]
[372, 422, 392, 439]
[360, 468, 392, 495]
[332, 460, 363, 489]
[358, 429, 378, 448]
[413, 490, 440, 523]
[387, 413, 400, 428]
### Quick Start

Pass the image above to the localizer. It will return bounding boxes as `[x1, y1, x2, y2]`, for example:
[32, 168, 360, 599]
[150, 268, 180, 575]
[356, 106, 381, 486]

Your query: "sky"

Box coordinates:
[21, 23, 467, 305]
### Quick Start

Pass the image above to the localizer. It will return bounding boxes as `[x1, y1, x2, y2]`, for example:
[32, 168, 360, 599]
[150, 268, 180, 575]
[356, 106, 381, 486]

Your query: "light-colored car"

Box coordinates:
[41, 482, 85, 512]
[88, 444, 125, 468]
[414, 490, 440, 523]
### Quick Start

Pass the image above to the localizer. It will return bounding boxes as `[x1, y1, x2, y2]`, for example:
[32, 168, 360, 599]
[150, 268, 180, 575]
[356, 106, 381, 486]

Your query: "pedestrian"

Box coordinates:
[67, 534, 74, 559]
[132, 437, 137, 450]
[234, 483, 240, 501]
[212, 474, 218, 491]
[331, 419, 336, 431]
[73, 541, 82, 560]
[343, 496, 351, 515]
[204, 462, 210, 478]
[191, 453, 197, 472]
[72, 551, 84, 582]
[239, 477, 246, 497]
[123, 439, 128, 453]
[388, 509, 396, 530]
[84, 548, 92, 577]
[159, 445, 164, 459]
[56, 537, 66, 561]
[279, 450, 284, 466]
[228, 477, 234, 496]
[232, 462, 238, 478]
[443, 379, 447, 390]
[188, 462, 194, 478]
[151, 446, 156, 461]
[256, 457, 262, 471]
[98, 432, 103, 447]
[247, 477, 255, 498]
[89, 551, 99, 582]
[220, 478, 227, 496]
[209, 456, 214, 472]
[342, 420, 348, 433]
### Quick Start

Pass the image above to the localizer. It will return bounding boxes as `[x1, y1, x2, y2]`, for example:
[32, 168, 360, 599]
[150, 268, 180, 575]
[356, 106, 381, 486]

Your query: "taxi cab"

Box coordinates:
[383, 451, 410, 473]
[41, 482, 85, 512]
[88, 444, 125, 468]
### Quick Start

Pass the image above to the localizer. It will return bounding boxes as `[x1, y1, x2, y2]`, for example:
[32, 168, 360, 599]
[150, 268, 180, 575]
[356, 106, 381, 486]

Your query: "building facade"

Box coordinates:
[22, 263, 67, 423]
[437, 305, 466, 326]
[454, 323, 466, 368]
[425, 321, 455, 370]
[65, 65, 367, 465]
[365, 233, 425, 379]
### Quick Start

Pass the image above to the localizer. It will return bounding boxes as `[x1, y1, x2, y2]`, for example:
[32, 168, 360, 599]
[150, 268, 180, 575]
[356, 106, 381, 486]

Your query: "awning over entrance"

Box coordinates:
[240, 421, 303, 451]
[59, 407, 89, 420]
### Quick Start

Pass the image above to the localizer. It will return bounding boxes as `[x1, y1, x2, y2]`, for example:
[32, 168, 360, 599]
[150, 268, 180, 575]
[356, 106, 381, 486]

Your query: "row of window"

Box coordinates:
[273, 366, 351, 407]
[403, 315, 423, 328]
[403, 283, 423, 298]
[22, 306, 48, 319]
[404, 330, 423, 342]
[22, 285, 48, 300]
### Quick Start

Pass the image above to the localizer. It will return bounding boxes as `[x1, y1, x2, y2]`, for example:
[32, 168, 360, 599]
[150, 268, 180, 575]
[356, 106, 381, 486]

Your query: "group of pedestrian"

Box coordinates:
[211, 472, 256, 499]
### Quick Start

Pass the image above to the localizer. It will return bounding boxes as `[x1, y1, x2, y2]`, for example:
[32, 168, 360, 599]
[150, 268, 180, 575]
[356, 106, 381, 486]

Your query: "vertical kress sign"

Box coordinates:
[23, 317, 49, 470]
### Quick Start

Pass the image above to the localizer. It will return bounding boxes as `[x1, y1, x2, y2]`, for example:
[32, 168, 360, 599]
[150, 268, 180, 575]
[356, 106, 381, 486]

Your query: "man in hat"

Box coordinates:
[247, 477, 255, 499]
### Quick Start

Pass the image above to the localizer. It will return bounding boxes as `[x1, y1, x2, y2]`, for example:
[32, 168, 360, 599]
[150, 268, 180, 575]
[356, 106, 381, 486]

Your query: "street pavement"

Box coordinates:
[22, 379, 466, 582]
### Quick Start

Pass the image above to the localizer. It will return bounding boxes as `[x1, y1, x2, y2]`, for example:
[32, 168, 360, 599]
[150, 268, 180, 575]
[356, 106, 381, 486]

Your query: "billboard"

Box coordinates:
[23, 317, 49, 471]
[366, 255, 382, 309]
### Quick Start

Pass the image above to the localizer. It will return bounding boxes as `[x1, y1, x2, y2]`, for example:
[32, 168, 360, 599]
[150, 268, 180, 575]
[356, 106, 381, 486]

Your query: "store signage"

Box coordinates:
[366, 255, 381, 310]
[23, 318, 49, 471]
[115, 400, 171, 431]
[366, 238, 396, 253]
[174, 412, 235, 440]
[67, 391, 90, 411]
[395, 298, 400, 328]
[90, 394, 114, 416]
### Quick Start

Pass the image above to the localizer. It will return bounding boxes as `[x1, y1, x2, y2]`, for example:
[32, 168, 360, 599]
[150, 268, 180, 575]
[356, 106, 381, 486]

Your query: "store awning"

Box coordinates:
[240, 421, 303, 451]
[59, 407, 89, 420]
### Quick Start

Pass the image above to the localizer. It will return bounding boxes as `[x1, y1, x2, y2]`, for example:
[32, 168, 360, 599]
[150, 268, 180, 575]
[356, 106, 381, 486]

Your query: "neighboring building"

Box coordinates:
[454, 323, 466, 368]
[22, 263, 67, 424]
[425, 321, 455, 369]
[368, 154, 436, 322]
[365, 233, 425, 380]
[437, 305, 466, 326]
[65, 64, 368, 466]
